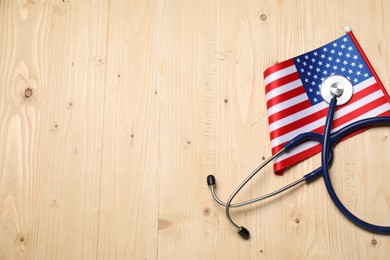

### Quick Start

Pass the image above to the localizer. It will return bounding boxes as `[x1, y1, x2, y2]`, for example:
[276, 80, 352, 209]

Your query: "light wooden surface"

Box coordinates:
[1, 0, 390, 259]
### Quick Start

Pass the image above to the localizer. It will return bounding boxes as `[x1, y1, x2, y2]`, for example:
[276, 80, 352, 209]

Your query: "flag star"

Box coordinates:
[296, 58, 301, 63]
[323, 47, 328, 52]
[343, 60, 348, 65]
[351, 62, 356, 67]
[333, 65, 338, 70]
[309, 88, 313, 92]
[313, 98, 318, 102]
[333, 42, 338, 47]
[311, 58, 316, 63]
[341, 44, 346, 49]
[316, 91, 320, 95]
[318, 61, 323, 66]
[347, 76, 351, 80]
[356, 71, 361, 75]
[305, 78, 309, 83]
[336, 58, 341, 63]
[341, 67, 346, 72]
[353, 78, 358, 83]
[321, 54, 326, 59]
[309, 65, 313, 70]
[313, 74, 318, 79]
[331, 72, 335, 75]
[323, 70, 328, 75]
[303, 62, 307, 66]
[348, 46, 353, 51]
[346, 53, 351, 58]
[313, 51, 318, 56]
[305, 55, 309, 59]
[364, 73, 369, 78]
[311, 81, 316, 86]
[348, 69, 353, 74]
[338, 51, 343, 56]
[326, 63, 330, 68]
[316, 68, 320, 72]
[301, 68, 305, 73]
[307, 71, 311, 76]
[330, 49, 335, 54]
[353, 55, 358, 60]
[358, 64, 363, 69]
[343, 37, 348, 42]
[321, 77, 325, 81]
[328, 56, 333, 61]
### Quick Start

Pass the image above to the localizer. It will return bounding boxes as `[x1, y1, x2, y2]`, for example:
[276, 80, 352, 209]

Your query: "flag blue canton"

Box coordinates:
[293, 34, 373, 105]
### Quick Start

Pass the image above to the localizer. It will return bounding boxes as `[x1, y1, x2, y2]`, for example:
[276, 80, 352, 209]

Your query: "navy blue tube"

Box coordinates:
[283, 132, 334, 182]
[321, 98, 390, 234]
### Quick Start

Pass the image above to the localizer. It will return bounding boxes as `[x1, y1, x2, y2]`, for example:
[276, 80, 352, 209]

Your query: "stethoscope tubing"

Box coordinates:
[208, 96, 390, 239]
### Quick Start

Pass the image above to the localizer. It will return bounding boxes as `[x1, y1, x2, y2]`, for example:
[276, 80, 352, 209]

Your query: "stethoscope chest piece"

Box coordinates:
[321, 75, 353, 105]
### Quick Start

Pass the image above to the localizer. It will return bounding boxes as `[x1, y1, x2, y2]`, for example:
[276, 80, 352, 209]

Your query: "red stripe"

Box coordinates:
[263, 59, 295, 78]
[348, 31, 390, 103]
[268, 100, 311, 124]
[266, 87, 306, 109]
[265, 73, 300, 93]
[269, 83, 380, 139]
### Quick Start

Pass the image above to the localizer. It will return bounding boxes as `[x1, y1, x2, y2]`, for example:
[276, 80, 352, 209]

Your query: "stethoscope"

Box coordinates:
[207, 75, 390, 239]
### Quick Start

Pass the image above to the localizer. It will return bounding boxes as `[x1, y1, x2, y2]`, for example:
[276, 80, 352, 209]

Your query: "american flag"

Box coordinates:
[263, 31, 390, 175]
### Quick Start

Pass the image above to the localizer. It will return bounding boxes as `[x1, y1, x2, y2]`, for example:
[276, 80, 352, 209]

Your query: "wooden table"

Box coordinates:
[1, 0, 390, 259]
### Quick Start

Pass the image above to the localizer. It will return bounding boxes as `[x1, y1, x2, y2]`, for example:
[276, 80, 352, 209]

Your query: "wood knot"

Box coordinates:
[260, 14, 267, 21]
[371, 239, 377, 246]
[295, 218, 300, 224]
[203, 207, 211, 216]
[158, 219, 172, 230]
[20, 236, 25, 242]
[224, 99, 228, 103]
[24, 88, 33, 98]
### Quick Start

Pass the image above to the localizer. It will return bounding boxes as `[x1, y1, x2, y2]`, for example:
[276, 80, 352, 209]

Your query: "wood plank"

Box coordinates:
[0, 1, 109, 259]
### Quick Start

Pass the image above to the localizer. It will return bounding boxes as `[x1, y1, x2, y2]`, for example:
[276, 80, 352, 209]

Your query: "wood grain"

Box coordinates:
[1, 0, 390, 259]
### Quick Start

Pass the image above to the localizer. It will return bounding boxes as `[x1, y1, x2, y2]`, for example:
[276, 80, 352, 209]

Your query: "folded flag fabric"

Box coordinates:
[263, 31, 390, 175]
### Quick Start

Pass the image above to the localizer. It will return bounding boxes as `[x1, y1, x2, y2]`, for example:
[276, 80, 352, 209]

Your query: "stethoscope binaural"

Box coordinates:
[207, 75, 390, 239]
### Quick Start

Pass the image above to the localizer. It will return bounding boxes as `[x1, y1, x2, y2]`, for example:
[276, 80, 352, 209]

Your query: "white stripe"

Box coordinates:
[275, 102, 390, 163]
[267, 93, 308, 116]
[270, 89, 385, 148]
[266, 79, 303, 101]
[268, 77, 376, 132]
[264, 65, 296, 86]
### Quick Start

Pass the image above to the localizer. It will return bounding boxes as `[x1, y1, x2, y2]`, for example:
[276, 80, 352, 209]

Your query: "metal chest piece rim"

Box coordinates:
[321, 75, 353, 106]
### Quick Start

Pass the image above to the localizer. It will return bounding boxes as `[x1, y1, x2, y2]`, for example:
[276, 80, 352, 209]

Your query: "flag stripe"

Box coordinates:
[267, 93, 308, 116]
[267, 77, 376, 130]
[266, 78, 302, 101]
[266, 85, 306, 108]
[265, 72, 300, 93]
[264, 65, 296, 86]
[267, 100, 312, 125]
[264, 59, 295, 79]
